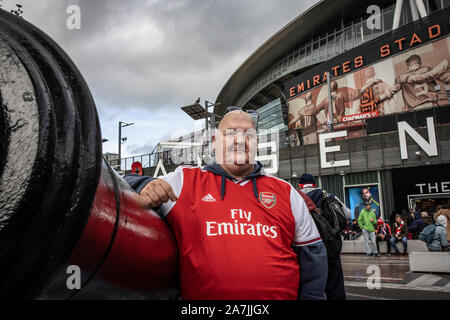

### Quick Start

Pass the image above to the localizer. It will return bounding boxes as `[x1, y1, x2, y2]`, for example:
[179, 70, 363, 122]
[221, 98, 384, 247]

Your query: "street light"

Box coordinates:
[326, 71, 335, 132]
[181, 98, 221, 130]
[118, 121, 134, 170]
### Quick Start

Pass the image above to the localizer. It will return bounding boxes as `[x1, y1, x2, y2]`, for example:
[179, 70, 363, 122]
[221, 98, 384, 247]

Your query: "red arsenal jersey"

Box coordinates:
[158, 166, 321, 300]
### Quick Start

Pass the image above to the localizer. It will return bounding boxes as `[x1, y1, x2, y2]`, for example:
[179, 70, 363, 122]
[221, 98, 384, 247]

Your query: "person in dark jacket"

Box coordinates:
[389, 211, 398, 228]
[375, 218, 392, 255]
[390, 214, 408, 255]
[342, 222, 351, 240]
[298, 173, 349, 300]
[408, 210, 425, 239]
[401, 209, 409, 226]
[349, 219, 362, 240]
[422, 212, 434, 227]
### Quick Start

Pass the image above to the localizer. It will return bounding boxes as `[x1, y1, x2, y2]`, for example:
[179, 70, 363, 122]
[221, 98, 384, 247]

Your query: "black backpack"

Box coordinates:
[310, 210, 342, 265]
[321, 193, 348, 232]
[309, 192, 347, 265]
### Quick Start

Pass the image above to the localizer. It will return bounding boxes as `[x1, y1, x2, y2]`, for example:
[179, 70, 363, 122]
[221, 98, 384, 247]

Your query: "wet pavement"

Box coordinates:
[341, 254, 450, 300]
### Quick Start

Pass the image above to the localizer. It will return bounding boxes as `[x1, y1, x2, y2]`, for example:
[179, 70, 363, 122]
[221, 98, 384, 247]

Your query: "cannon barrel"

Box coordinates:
[0, 10, 179, 299]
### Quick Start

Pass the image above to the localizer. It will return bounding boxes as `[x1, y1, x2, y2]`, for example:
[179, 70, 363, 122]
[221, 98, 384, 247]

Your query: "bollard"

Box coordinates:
[0, 9, 179, 299]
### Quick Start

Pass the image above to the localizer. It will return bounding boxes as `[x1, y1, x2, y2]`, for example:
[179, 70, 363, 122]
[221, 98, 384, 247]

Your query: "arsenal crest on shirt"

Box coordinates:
[259, 192, 277, 209]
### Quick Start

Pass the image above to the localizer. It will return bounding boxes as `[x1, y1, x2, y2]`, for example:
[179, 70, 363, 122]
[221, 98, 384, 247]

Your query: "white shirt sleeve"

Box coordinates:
[334, 196, 352, 220]
[157, 165, 184, 217]
[290, 186, 322, 246]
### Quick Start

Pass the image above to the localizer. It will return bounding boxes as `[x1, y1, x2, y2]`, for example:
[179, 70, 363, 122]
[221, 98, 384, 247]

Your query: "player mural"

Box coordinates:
[287, 35, 450, 146]
[345, 185, 381, 221]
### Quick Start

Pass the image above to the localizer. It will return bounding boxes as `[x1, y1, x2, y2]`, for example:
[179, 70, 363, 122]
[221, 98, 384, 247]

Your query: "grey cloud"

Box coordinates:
[4, 0, 319, 154]
[127, 141, 156, 156]
[11, 0, 318, 114]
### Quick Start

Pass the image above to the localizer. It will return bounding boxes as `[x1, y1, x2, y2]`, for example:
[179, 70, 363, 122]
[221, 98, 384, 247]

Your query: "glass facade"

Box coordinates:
[257, 99, 285, 133]
[256, 99, 288, 150]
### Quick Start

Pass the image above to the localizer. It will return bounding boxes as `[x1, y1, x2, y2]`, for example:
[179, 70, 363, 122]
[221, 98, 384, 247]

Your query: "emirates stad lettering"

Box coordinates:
[206, 208, 278, 238]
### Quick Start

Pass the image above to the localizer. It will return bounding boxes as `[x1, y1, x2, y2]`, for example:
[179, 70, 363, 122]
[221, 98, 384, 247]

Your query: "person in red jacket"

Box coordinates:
[375, 217, 392, 256]
[125, 109, 328, 300]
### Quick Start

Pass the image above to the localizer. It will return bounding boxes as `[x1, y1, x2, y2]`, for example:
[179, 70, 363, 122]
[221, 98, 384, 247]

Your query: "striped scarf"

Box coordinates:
[395, 221, 404, 236]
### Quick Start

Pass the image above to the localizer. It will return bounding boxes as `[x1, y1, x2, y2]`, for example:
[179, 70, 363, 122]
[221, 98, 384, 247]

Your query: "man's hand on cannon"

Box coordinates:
[138, 179, 178, 208]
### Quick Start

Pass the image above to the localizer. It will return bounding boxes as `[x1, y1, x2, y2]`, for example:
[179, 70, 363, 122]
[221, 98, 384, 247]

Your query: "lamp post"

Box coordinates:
[118, 121, 134, 170]
[181, 99, 222, 166]
[181, 98, 221, 130]
[326, 71, 335, 132]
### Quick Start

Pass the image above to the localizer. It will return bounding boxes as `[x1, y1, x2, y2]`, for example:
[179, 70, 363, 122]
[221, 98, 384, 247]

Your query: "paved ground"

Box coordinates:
[341, 254, 450, 300]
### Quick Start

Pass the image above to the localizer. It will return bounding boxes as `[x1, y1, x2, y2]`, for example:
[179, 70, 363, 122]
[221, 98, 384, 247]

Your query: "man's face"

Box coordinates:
[305, 92, 313, 104]
[364, 67, 375, 79]
[362, 188, 371, 201]
[288, 113, 294, 121]
[407, 61, 421, 72]
[213, 111, 257, 176]
[331, 81, 338, 92]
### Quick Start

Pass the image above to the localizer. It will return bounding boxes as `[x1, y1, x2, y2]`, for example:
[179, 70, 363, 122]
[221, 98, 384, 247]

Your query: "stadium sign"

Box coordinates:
[319, 116, 438, 169]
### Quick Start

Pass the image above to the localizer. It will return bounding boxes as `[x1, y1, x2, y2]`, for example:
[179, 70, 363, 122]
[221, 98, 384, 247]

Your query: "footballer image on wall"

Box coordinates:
[345, 185, 381, 221]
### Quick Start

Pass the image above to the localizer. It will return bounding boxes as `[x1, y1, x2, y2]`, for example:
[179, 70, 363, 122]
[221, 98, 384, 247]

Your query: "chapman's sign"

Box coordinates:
[342, 111, 378, 122]
[284, 9, 449, 100]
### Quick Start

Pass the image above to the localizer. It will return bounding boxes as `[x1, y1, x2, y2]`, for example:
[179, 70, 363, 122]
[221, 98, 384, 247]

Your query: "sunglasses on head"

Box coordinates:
[225, 106, 260, 130]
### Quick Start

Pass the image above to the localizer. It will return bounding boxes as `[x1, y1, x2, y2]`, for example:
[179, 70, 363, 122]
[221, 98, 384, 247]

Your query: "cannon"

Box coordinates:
[0, 10, 179, 299]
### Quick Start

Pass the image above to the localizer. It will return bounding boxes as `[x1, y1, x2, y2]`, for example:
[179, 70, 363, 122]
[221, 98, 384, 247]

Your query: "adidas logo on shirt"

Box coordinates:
[201, 194, 216, 202]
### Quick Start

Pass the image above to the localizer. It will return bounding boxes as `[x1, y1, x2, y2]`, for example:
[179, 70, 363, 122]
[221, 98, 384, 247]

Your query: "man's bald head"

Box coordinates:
[218, 110, 256, 132]
[212, 109, 258, 179]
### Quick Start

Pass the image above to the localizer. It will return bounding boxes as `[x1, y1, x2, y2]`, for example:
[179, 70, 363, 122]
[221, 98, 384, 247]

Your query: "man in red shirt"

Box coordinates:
[125, 110, 328, 300]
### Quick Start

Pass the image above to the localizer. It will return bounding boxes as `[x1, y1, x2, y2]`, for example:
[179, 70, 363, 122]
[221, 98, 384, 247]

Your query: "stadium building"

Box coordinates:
[213, 0, 450, 220]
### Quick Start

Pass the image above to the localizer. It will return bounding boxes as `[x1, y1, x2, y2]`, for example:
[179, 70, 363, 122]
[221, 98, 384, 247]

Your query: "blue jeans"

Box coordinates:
[362, 229, 378, 255]
[390, 237, 408, 253]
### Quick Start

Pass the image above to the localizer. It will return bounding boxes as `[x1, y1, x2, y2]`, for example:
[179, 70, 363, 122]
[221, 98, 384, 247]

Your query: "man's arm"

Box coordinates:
[290, 187, 328, 300]
[124, 166, 184, 216]
[293, 244, 328, 300]
[406, 58, 449, 83]
[372, 213, 378, 226]
[378, 81, 401, 102]
[358, 211, 364, 230]
[439, 230, 449, 248]
[124, 174, 156, 194]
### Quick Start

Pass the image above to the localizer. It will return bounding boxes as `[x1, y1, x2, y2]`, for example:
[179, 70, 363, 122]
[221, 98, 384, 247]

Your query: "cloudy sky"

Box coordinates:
[2, 0, 319, 158]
